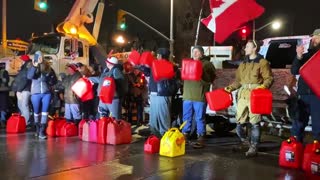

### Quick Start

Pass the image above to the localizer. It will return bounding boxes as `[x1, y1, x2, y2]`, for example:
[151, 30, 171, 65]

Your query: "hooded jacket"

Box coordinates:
[27, 66, 57, 94]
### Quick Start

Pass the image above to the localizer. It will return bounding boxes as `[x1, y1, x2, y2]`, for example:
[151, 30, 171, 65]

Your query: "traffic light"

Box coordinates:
[241, 27, 247, 40]
[117, 10, 127, 30]
[34, 0, 48, 12]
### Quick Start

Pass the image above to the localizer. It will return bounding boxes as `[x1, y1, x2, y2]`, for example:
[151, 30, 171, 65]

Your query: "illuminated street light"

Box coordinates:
[253, 20, 282, 40]
[116, 35, 125, 44]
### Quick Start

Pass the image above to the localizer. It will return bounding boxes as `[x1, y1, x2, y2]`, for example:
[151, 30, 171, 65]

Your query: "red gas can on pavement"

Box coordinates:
[71, 77, 94, 102]
[144, 135, 160, 154]
[250, 89, 273, 114]
[82, 122, 90, 142]
[302, 141, 320, 175]
[140, 51, 154, 67]
[78, 119, 86, 139]
[46, 120, 56, 137]
[97, 117, 111, 144]
[152, 60, 175, 81]
[279, 137, 304, 169]
[107, 120, 132, 145]
[89, 120, 98, 143]
[128, 50, 141, 65]
[300, 50, 320, 98]
[55, 118, 67, 137]
[181, 59, 203, 81]
[60, 122, 78, 137]
[206, 89, 232, 111]
[6, 113, 26, 133]
[99, 77, 116, 104]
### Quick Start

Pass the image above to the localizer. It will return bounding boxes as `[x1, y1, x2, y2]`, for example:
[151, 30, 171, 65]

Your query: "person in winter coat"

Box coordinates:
[62, 64, 82, 125]
[182, 46, 216, 148]
[15, 55, 32, 127]
[27, 51, 57, 139]
[0, 63, 10, 128]
[225, 40, 273, 157]
[90, 57, 126, 119]
[290, 29, 320, 143]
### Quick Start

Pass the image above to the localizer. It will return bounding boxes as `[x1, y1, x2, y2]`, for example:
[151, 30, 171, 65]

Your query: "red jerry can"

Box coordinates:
[144, 135, 160, 154]
[99, 77, 116, 104]
[151, 59, 175, 81]
[55, 118, 67, 137]
[60, 122, 78, 137]
[300, 50, 320, 98]
[71, 77, 94, 102]
[97, 117, 111, 144]
[46, 120, 56, 137]
[82, 122, 90, 142]
[279, 137, 304, 169]
[250, 89, 273, 114]
[302, 141, 320, 175]
[205, 89, 232, 111]
[181, 59, 203, 81]
[107, 120, 132, 145]
[128, 50, 141, 65]
[78, 119, 86, 139]
[89, 120, 98, 143]
[6, 113, 26, 133]
[140, 51, 154, 67]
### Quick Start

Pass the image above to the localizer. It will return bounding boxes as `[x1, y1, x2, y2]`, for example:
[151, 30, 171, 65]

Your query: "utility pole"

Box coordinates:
[2, 0, 7, 56]
[169, 0, 174, 60]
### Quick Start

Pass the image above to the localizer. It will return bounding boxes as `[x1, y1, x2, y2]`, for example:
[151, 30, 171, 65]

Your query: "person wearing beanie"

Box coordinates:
[27, 51, 57, 139]
[14, 55, 33, 127]
[89, 56, 127, 119]
[61, 63, 82, 124]
[290, 29, 320, 144]
[182, 45, 216, 148]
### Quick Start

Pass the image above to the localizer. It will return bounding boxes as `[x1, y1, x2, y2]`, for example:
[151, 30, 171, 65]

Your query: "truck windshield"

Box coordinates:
[28, 36, 60, 55]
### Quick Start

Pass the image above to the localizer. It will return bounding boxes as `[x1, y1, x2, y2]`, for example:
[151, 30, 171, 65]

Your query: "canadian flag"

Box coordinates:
[201, 0, 265, 43]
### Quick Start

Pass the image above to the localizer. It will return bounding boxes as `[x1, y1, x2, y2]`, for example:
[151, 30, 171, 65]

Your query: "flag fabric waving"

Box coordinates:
[201, 0, 265, 43]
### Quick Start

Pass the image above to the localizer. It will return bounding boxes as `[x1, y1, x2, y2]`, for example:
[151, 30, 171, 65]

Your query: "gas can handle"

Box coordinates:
[179, 121, 187, 130]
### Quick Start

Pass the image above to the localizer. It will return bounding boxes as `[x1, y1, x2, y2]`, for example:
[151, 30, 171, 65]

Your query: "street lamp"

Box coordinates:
[115, 35, 125, 44]
[253, 20, 282, 40]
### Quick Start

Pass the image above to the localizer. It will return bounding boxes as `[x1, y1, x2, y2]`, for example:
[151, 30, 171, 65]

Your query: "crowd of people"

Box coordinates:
[0, 28, 319, 158]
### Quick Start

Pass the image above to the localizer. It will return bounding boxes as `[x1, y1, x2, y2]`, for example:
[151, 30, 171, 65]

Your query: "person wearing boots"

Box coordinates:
[225, 40, 273, 157]
[62, 64, 82, 125]
[182, 46, 216, 148]
[0, 63, 10, 128]
[27, 51, 57, 139]
[290, 29, 320, 142]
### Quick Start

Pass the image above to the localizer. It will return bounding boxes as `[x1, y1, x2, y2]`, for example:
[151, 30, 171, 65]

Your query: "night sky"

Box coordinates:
[1, 0, 320, 46]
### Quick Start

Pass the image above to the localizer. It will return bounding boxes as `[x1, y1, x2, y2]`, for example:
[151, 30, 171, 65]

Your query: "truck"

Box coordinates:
[201, 35, 312, 136]
[0, 0, 107, 76]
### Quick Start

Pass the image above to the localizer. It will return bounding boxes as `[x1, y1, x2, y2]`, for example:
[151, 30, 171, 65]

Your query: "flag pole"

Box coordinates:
[194, 0, 206, 46]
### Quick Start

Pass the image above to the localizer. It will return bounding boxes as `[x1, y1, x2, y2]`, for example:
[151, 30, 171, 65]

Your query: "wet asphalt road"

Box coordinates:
[0, 127, 313, 180]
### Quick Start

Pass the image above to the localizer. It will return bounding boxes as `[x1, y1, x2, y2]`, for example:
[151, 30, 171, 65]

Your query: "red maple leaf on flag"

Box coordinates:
[210, 0, 224, 9]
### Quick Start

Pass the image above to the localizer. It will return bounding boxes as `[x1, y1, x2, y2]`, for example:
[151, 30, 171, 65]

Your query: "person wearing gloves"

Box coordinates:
[225, 40, 273, 157]
[27, 51, 57, 139]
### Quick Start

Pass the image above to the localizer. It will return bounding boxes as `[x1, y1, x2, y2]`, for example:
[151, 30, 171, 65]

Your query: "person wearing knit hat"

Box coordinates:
[14, 55, 33, 128]
[63, 62, 82, 125]
[182, 45, 216, 149]
[290, 28, 320, 145]
[89, 56, 126, 119]
[156, 48, 170, 60]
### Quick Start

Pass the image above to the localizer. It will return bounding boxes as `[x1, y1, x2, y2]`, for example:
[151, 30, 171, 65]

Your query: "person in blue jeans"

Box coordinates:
[182, 46, 216, 148]
[291, 29, 320, 142]
[27, 51, 57, 139]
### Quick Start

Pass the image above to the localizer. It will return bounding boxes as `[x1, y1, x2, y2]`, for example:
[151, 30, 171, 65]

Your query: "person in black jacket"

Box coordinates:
[62, 64, 82, 125]
[291, 28, 320, 142]
[15, 55, 32, 127]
